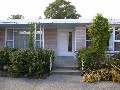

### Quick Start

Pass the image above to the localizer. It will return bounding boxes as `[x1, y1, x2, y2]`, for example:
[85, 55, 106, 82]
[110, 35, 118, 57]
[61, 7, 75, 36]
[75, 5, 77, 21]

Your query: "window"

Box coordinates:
[14, 29, 28, 48]
[86, 28, 92, 48]
[85, 26, 120, 52]
[114, 42, 120, 51]
[108, 28, 114, 51]
[6, 29, 13, 48]
[35, 29, 43, 48]
[114, 27, 120, 51]
[6, 28, 44, 49]
[7, 29, 13, 40]
[68, 32, 72, 52]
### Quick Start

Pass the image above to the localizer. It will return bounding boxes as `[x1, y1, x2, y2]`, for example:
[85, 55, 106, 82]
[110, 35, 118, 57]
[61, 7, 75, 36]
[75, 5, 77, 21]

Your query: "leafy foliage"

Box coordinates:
[83, 68, 120, 83]
[76, 14, 120, 83]
[83, 61, 120, 83]
[0, 47, 17, 70]
[5, 48, 55, 78]
[44, 0, 81, 19]
[110, 52, 120, 60]
[82, 56, 120, 83]
[28, 23, 35, 49]
[8, 14, 24, 19]
[77, 48, 107, 70]
[88, 13, 109, 60]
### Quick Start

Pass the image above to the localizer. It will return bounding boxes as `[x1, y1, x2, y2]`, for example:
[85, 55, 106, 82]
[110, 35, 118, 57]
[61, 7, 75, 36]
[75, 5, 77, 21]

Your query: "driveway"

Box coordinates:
[0, 75, 120, 90]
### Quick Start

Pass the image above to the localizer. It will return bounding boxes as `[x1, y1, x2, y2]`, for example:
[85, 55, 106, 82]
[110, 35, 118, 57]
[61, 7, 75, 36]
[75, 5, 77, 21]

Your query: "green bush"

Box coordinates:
[5, 48, 55, 78]
[77, 48, 107, 70]
[88, 14, 109, 60]
[110, 52, 120, 60]
[0, 47, 18, 70]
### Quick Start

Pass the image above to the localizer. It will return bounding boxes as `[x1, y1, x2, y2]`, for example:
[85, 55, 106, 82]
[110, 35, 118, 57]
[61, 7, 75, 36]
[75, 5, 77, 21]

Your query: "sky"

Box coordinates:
[0, 0, 120, 19]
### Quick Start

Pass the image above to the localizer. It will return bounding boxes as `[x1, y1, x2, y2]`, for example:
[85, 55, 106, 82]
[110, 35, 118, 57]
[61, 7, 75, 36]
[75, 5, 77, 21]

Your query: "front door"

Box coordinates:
[57, 29, 74, 56]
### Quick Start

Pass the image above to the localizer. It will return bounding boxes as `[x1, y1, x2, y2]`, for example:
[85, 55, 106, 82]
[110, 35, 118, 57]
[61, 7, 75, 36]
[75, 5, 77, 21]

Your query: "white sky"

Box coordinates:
[0, 0, 120, 19]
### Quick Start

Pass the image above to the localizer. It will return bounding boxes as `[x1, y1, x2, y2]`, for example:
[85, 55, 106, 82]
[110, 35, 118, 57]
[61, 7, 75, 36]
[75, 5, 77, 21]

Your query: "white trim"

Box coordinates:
[74, 29, 76, 51]
[5, 29, 7, 47]
[40, 25, 41, 48]
[34, 24, 37, 48]
[13, 29, 14, 48]
[85, 27, 87, 48]
[113, 27, 115, 52]
[43, 25, 44, 49]
[1, 19, 120, 25]
[5, 28, 14, 48]
[0, 19, 93, 24]
[19, 31, 30, 34]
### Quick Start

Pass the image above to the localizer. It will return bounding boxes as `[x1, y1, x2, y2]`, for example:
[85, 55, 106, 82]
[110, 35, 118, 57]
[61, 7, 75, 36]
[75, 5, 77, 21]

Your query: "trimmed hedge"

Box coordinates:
[0, 48, 55, 78]
[0, 47, 18, 70]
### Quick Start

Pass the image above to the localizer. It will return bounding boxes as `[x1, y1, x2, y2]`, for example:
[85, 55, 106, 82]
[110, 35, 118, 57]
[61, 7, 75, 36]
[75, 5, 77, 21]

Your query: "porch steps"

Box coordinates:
[51, 66, 81, 75]
[52, 56, 81, 75]
[51, 68, 81, 75]
[53, 66, 77, 70]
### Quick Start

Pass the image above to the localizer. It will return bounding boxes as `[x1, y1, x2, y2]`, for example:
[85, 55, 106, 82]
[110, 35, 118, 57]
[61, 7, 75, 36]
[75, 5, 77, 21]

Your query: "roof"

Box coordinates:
[0, 19, 119, 25]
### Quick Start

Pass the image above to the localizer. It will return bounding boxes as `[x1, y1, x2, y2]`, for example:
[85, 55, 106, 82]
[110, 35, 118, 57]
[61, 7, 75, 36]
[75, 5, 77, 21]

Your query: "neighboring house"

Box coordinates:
[0, 19, 120, 56]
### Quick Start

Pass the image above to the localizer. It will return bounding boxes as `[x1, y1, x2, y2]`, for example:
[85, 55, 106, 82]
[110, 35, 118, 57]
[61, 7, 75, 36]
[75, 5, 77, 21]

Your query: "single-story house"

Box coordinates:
[0, 19, 120, 56]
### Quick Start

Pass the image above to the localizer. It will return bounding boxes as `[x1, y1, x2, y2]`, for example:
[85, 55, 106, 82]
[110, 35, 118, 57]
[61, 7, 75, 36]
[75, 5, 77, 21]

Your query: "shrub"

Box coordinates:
[6, 48, 55, 78]
[110, 52, 120, 60]
[83, 60, 120, 83]
[88, 13, 109, 60]
[77, 48, 107, 70]
[0, 47, 17, 70]
[83, 67, 120, 83]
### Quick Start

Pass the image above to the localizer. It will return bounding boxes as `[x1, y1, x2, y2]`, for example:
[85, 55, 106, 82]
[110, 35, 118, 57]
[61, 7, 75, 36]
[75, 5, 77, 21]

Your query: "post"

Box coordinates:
[34, 23, 37, 48]
[50, 55, 52, 74]
[81, 60, 85, 76]
[40, 25, 41, 48]
[42, 25, 44, 49]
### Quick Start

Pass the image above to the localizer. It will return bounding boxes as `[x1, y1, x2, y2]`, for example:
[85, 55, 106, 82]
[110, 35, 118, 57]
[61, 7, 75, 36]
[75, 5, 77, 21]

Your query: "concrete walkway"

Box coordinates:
[53, 56, 77, 68]
[0, 75, 120, 90]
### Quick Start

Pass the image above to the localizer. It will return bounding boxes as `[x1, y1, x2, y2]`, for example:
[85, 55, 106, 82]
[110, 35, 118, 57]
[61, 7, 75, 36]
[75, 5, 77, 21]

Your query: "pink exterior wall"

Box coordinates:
[0, 28, 5, 49]
[44, 28, 57, 54]
[75, 26, 86, 50]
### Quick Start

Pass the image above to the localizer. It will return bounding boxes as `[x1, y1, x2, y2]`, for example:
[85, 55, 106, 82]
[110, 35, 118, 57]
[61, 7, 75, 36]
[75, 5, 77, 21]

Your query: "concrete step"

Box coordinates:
[53, 66, 77, 70]
[51, 69, 81, 75]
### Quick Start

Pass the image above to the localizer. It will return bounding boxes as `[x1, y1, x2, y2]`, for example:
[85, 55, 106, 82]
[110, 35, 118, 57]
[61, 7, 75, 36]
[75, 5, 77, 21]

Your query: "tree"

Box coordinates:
[8, 14, 24, 19]
[88, 13, 109, 59]
[44, 0, 81, 19]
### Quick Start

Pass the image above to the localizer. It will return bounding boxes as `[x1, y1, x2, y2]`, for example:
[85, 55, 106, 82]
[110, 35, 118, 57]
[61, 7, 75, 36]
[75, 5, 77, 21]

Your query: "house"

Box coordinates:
[0, 19, 120, 56]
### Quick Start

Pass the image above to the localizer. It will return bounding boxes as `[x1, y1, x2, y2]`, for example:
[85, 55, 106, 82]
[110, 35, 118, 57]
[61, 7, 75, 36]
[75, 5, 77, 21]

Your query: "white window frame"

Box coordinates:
[5, 28, 14, 48]
[85, 27, 91, 48]
[5, 27, 45, 48]
[85, 26, 120, 53]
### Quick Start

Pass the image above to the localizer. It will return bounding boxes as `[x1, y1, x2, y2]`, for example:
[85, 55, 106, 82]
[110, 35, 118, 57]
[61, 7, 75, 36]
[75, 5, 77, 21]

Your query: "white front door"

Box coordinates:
[57, 29, 74, 56]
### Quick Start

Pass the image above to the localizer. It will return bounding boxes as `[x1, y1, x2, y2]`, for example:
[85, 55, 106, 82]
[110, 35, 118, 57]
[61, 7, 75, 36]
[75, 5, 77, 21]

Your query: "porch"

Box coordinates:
[0, 20, 87, 57]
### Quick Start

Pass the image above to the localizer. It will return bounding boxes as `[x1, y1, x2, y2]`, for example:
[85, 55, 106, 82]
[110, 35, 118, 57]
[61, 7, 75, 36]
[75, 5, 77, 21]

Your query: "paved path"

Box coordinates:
[0, 75, 120, 90]
[53, 56, 77, 68]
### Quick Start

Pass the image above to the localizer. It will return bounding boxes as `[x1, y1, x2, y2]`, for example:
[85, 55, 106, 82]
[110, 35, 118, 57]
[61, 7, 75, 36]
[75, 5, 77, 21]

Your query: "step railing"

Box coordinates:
[50, 55, 52, 74]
